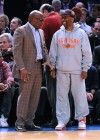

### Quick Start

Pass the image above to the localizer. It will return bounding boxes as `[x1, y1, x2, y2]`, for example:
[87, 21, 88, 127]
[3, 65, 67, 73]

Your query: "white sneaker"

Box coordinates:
[78, 117, 86, 130]
[55, 122, 66, 131]
[0, 115, 9, 127]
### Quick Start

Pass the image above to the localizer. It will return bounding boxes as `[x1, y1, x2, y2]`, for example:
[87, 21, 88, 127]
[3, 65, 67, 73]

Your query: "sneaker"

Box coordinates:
[0, 115, 9, 127]
[78, 117, 86, 130]
[55, 122, 66, 131]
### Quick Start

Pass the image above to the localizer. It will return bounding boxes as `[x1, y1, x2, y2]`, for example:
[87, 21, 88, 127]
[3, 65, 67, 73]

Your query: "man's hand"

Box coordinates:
[86, 92, 93, 101]
[0, 83, 6, 90]
[0, 83, 8, 92]
[81, 71, 87, 79]
[20, 69, 31, 82]
[50, 70, 56, 78]
[42, 61, 54, 71]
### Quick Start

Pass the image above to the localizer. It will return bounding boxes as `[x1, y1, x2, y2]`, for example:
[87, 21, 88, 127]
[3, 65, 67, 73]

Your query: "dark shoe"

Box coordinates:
[15, 125, 27, 132]
[25, 124, 42, 131]
[43, 121, 57, 128]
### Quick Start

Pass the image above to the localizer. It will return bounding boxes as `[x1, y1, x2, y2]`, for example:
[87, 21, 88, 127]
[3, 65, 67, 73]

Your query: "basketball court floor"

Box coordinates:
[0, 125, 100, 140]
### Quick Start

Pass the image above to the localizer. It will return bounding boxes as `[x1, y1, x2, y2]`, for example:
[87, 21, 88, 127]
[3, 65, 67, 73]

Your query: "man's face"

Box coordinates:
[92, 8, 99, 18]
[31, 14, 44, 29]
[92, 23, 100, 36]
[0, 36, 11, 51]
[61, 14, 74, 28]
[80, 11, 87, 22]
[10, 18, 20, 31]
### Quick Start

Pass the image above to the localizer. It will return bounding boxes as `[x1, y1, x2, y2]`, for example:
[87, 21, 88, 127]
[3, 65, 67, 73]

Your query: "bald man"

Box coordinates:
[13, 10, 51, 132]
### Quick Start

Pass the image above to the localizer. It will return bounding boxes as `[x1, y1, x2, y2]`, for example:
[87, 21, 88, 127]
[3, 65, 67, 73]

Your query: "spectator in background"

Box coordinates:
[0, 33, 20, 127]
[91, 4, 100, 19]
[0, 51, 14, 127]
[52, 0, 61, 13]
[93, 45, 100, 88]
[91, 22, 100, 37]
[10, 17, 23, 36]
[0, 14, 10, 33]
[89, 22, 100, 53]
[0, 33, 13, 67]
[86, 4, 100, 26]
[79, 8, 92, 35]
[40, 4, 62, 51]
[40, 4, 62, 127]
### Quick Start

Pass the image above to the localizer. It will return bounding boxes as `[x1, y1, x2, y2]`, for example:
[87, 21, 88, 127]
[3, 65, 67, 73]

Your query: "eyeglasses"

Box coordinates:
[33, 17, 44, 22]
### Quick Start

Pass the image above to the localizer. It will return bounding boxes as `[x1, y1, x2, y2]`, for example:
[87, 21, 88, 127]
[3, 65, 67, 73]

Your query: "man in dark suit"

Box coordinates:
[93, 45, 100, 88]
[89, 22, 100, 53]
[12, 10, 52, 132]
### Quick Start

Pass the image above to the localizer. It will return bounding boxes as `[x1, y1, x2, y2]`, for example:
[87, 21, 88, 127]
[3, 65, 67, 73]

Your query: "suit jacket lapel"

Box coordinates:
[39, 29, 49, 62]
[25, 23, 36, 46]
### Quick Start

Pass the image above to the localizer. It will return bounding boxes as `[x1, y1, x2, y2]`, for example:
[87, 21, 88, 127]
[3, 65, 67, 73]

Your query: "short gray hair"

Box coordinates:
[0, 33, 13, 43]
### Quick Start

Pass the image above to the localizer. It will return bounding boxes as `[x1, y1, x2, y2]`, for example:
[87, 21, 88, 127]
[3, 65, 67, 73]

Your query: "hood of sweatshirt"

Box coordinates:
[60, 22, 80, 32]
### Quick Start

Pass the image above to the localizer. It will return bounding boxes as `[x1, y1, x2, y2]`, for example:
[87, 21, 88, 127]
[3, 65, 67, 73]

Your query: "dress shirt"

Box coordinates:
[80, 22, 92, 35]
[28, 22, 43, 60]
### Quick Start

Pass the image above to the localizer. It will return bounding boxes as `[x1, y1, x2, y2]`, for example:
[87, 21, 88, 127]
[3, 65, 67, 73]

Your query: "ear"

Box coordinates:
[43, 9, 48, 14]
[42, 9, 49, 18]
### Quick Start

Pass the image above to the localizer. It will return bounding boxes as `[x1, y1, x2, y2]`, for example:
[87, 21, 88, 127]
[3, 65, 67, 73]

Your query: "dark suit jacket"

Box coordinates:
[12, 23, 49, 79]
[85, 65, 98, 91]
[93, 45, 100, 69]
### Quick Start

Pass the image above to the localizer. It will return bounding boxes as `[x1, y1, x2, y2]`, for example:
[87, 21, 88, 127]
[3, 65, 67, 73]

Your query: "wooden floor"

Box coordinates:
[0, 130, 100, 140]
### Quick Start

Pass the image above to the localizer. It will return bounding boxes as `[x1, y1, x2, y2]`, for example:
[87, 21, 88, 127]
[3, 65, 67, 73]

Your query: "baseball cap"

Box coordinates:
[60, 9, 75, 18]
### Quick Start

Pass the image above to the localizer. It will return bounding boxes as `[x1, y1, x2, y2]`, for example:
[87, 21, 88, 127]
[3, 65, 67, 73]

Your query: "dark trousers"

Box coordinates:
[0, 87, 12, 118]
[93, 90, 100, 117]
[46, 67, 57, 123]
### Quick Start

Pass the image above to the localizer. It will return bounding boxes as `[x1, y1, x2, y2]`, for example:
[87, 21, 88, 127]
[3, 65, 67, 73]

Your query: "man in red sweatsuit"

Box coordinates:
[40, 4, 62, 127]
